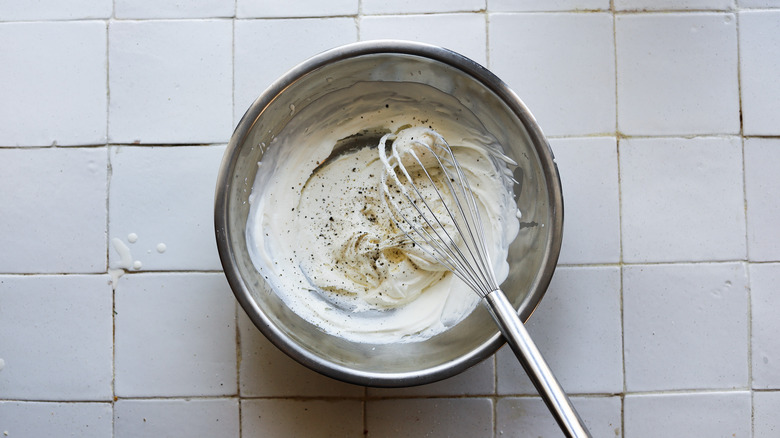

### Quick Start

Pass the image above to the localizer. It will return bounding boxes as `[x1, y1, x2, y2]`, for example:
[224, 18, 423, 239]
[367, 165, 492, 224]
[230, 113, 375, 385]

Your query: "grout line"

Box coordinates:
[733, 11, 757, 437]
[492, 350, 498, 438]
[0, 270, 228, 277]
[7, 260, 780, 278]
[231, 8, 242, 437]
[484, 8, 490, 69]
[356, 0, 363, 41]
[610, 3, 629, 434]
[2, 6, 778, 24]
[106, 0, 115, 414]
[1, 386, 770, 405]
[11, 133, 780, 150]
[231, 17, 237, 140]
[236, 305, 244, 437]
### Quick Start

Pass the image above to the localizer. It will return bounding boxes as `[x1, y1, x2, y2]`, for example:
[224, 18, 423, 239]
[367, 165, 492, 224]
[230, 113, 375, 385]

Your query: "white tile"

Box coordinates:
[367, 357, 494, 397]
[739, 11, 780, 136]
[234, 18, 357, 124]
[496, 396, 621, 437]
[0, 21, 106, 146]
[750, 263, 780, 389]
[615, 13, 739, 135]
[745, 139, 780, 262]
[115, 399, 239, 438]
[0, 0, 111, 20]
[0, 275, 113, 400]
[754, 391, 780, 436]
[615, 0, 735, 10]
[739, 0, 780, 7]
[489, 0, 610, 11]
[489, 13, 616, 136]
[108, 145, 225, 271]
[0, 402, 112, 437]
[114, 272, 237, 397]
[241, 399, 363, 437]
[115, 0, 234, 18]
[497, 266, 623, 395]
[108, 20, 232, 144]
[0, 147, 107, 273]
[366, 398, 493, 437]
[362, 0, 484, 14]
[619, 137, 746, 263]
[623, 263, 749, 391]
[237, 312, 364, 398]
[360, 13, 487, 66]
[624, 391, 751, 437]
[237, 0, 358, 17]
[550, 137, 620, 264]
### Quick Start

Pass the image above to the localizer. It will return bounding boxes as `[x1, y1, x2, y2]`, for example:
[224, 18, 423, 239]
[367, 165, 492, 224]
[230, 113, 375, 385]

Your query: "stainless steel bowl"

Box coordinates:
[215, 40, 563, 387]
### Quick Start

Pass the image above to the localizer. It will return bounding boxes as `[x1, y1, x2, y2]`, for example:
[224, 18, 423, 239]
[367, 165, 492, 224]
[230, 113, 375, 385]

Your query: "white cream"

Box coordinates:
[246, 82, 519, 344]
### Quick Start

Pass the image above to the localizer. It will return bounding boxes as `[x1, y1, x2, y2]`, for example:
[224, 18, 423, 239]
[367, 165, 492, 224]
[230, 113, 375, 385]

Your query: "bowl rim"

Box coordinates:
[214, 39, 564, 387]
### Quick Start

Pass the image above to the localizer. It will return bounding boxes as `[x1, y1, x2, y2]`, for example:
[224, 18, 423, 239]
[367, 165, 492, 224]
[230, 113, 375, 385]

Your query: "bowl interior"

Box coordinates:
[216, 43, 562, 387]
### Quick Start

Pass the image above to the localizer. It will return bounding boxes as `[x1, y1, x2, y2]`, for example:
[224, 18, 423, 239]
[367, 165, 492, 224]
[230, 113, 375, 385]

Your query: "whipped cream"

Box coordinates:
[246, 82, 519, 343]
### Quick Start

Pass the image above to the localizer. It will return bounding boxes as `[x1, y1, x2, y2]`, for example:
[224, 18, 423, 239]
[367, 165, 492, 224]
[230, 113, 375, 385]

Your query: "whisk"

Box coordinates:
[379, 129, 591, 438]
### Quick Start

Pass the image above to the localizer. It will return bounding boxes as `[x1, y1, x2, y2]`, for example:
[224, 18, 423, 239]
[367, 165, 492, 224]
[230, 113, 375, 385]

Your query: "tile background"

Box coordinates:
[1, 1, 779, 436]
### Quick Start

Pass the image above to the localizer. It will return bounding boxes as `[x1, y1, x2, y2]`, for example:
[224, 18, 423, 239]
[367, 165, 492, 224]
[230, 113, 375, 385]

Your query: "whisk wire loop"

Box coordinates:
[380, 134, 496, 297]
[433, 141, 500, 292]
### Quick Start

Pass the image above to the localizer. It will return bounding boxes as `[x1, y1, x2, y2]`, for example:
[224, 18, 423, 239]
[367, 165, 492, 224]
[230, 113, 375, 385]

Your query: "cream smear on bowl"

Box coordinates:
[246, 81, 520, 344]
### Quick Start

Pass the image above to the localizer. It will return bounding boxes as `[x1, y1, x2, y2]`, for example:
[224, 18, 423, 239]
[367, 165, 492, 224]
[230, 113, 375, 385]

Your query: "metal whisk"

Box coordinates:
[379, 129, 591, 438]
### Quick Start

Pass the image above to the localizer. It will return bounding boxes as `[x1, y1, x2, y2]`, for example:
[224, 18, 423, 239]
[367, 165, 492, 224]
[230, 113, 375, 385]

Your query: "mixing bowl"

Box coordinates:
[215, 40, 563, 387]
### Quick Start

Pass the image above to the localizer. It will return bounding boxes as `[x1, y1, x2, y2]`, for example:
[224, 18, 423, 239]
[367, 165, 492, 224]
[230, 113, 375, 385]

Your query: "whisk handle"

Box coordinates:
[484, 290, 592, 438]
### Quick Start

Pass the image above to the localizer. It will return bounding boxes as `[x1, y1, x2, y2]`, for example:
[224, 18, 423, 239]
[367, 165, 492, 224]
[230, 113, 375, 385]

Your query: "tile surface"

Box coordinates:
[0, 402, 112, 438]
[0, 21, 107, 146]
[744, 138, 780, 262]
[0, 147, 107, 273]
[108, 145, 225, 271]
[624, 391, 751, 437]
[360, 13, 487, 66]
[241, 399, 364, 437]
[233, 18, 357, 124]
[238, 312, 364, 398]
[497, 266, 623, 395]
[750, 263, 780, 389]
[739, 0, 780, 7]
[368, 357, 494, 397]
[108, 20, 233, 144]
[739, 10, 780, 135]
[0, 275, 113, 400]
[753, 391, 780, 436]
[366, 398, 493, 437]
[0, 0, 111, 20]
[115, 0, 235, 18]
[496, 396, 622, 437]
[616, 13, 739, 135]
[619, 136, 746, 263]
[488, 0, 611, 11]
[489, 12, 616, 136]
[362, 0, 484, 14]
[550, 137, 620, 264]
[114, 399, 240, 438]
[615, 0, 735, 9]
[114, 273, 237, 397]
[623, 263, 749, 391]
[237, 0, 358, 17]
